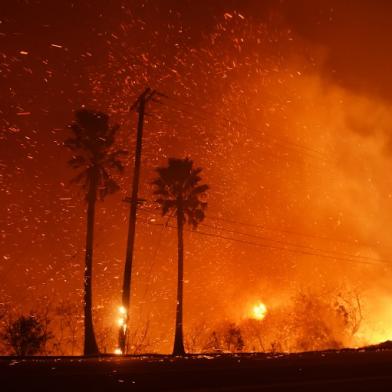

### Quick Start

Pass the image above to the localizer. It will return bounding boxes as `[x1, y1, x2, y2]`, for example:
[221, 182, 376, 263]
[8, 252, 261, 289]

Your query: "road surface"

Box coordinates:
[1, 349, 392, 391]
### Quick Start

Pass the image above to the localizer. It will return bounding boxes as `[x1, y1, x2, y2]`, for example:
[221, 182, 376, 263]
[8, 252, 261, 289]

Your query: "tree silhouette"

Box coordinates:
[152, 158, 208, 355]
[66, 109, 126, 355]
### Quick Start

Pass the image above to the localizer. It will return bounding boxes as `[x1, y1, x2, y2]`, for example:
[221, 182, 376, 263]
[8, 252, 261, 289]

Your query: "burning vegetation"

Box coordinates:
[1, 2, 392, 356]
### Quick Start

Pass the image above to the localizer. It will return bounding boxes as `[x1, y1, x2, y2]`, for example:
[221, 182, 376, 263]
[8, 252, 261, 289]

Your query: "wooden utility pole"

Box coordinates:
[118, 88, 162, 353]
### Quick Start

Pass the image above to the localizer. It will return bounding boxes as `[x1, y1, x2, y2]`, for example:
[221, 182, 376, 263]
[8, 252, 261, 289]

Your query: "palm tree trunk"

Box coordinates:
[83, 170, 99, 355]
[173, 206, 185, 356]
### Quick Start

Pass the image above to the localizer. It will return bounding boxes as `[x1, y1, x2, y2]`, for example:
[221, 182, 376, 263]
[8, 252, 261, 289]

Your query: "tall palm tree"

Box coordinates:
[65, 109, 126, 355]
[152, 158, 209, 356]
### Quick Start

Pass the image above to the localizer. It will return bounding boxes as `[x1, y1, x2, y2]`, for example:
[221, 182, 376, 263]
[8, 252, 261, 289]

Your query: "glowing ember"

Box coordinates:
[252, 302, 267, 320]
[114, 348, 122, 355]
[2, 0, 392, 356]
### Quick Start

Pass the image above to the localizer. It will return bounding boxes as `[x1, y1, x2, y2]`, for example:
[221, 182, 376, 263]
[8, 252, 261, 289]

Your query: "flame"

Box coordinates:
[116, 306, 127, 332]
[118, 306, 126, 315]
[252, 302, 267, 320]
[114, 348, 122, 355]
[6, 4, 392, 355]
[117, 317, 125, 327]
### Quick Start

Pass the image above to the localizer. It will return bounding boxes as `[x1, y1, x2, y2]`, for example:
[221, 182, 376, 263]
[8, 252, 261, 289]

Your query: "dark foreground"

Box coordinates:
[1, 349, 392, 391]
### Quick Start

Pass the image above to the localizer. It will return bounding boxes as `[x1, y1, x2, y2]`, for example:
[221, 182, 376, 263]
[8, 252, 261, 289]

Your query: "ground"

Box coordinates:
[1, 348, 392, 391]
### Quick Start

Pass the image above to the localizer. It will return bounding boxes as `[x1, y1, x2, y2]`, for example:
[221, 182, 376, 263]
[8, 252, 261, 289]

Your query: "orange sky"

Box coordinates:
[2, 1, 392, 353]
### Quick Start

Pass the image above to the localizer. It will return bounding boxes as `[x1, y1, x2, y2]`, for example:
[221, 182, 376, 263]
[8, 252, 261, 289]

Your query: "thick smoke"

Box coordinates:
[2, 4, 392, 354]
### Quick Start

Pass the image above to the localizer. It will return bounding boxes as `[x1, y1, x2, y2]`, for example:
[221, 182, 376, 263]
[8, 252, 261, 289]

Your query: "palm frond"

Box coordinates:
[70, 170, 89, 187]
[105, 157, 125, 173]
[190, 184, 209, 196]
[68, 155, 87, 169]
[66, 109, 125, 201]
[153, 188, 170, 197]
[99, 178, 120, 200]
[152, 157, 208, 227]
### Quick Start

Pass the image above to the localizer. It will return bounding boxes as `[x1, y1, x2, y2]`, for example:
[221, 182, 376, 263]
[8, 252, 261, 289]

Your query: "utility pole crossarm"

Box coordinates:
[130, 87, 165, 112]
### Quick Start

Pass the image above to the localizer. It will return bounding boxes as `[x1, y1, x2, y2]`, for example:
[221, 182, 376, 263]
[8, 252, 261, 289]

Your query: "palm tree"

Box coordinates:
[65, 109, 126, 355]
[152, 158, 209, 355]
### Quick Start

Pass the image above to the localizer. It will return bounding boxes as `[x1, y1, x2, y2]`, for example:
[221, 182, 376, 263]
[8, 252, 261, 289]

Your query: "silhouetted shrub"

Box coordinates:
[2, 314, 53, 356]
[203, 322, 245, 352]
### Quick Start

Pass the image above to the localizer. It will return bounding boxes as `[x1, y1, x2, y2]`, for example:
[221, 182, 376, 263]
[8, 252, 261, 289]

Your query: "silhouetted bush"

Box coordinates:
[203, 322, 245, 352]
[2, 314, 53, 356]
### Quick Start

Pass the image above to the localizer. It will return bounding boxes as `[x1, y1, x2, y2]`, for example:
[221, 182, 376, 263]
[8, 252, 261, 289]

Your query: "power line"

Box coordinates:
[143, 220, 390, 268]
[198, 221, 392, 264]
[203, 214, 390, 254]
[138, 209, 391, 267]
[148, 113, 322, 171]
[147, 95, 379, 252]
[138, 207, 392, 264]
[139, 213, 172, 303]
[161, 95, 331, 163]
[149, 104, 336, 175]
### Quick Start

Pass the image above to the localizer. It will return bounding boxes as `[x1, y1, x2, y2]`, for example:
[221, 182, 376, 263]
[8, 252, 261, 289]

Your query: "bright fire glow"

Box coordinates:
[114, 348, 122, 355]
[252, 302, 267, 320]
[118, 306, 126, 315]
[117, 317, 125, 327]
[116, 306, 128, 333]
[5, 2, 392, 356]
